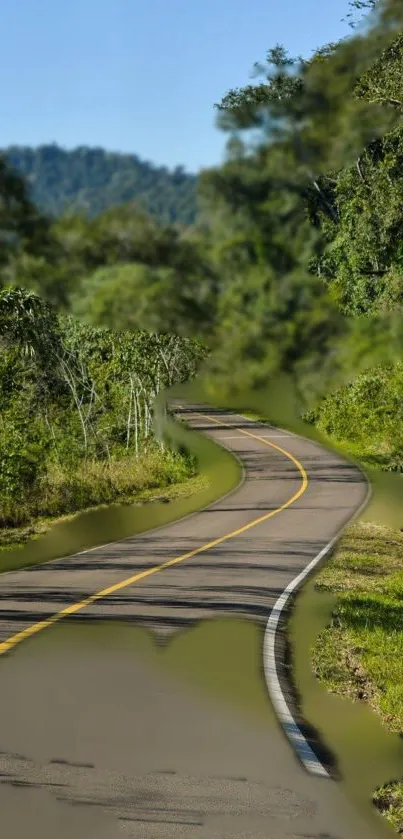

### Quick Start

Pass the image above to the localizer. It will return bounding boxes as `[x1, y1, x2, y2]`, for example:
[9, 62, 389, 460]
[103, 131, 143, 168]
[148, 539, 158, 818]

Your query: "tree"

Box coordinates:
[0, 156, 54, 283]
[215, 46, 304, 131]
[197, 0, 403, 414]
[345, 0, 377, 28]
[0, 286, 61, 363]
[70, 256, 217, 341]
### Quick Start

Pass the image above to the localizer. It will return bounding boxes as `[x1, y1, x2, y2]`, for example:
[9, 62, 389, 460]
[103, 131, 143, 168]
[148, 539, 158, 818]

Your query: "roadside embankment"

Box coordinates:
[0, 448, 201, 554]
[312, 521, 403, 833]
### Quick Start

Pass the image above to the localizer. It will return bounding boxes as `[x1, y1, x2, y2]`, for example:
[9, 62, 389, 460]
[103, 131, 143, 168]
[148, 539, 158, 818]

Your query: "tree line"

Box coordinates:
[4, 144, 198, 225]
[1, 0, 403, 538]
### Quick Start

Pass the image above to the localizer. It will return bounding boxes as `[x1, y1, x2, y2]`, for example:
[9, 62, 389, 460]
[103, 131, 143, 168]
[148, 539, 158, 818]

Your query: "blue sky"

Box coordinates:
[2, 0, 351, 172]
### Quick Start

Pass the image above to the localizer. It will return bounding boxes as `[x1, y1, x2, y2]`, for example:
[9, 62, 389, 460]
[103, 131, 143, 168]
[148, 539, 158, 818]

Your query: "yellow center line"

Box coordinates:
[0, 412, 308, 656]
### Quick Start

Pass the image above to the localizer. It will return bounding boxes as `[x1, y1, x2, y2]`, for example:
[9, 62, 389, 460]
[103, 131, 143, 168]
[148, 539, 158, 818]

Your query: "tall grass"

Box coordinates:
[312, 521, 403, 833]
[0, 447, 197, 528]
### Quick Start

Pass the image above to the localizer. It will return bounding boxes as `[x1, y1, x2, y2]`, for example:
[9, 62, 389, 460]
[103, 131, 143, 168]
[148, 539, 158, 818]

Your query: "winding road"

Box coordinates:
[0, 404, 383, 839]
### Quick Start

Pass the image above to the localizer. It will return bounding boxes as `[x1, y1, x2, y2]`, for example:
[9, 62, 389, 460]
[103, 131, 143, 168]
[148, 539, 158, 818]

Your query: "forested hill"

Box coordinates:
[3, 144, 198, 225]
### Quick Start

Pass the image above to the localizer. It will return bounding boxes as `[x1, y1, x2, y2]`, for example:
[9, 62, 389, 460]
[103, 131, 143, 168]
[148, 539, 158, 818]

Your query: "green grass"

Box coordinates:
[0, 449, 204, 553]
[312, 431, 400, 473]
[38, 448, 196, 515]
[312, 521, 403, 832]
[373, 782, 403, 834]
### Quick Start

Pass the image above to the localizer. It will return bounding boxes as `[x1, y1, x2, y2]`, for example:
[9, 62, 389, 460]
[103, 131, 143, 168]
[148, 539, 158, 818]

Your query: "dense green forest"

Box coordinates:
[204, 0, 403, 471]
[0, 162, 215, 315]
[4, 144, 198, 225]
[1, 0, 403, 536]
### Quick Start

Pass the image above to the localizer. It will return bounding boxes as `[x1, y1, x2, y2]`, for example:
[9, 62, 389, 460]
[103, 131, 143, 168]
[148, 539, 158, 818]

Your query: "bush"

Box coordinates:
[30, 446, 197, 520]
[306, 363, 403, 465]
[0, 420, 50, 524]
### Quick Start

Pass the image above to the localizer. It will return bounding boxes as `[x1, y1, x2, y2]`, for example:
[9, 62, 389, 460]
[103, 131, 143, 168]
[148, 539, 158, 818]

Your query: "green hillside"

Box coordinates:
[3, 144, 198, 225]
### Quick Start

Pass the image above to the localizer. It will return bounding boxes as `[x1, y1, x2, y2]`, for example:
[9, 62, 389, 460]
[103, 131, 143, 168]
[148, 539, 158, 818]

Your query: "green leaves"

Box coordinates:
[194, 0, 403, 416]
[0, 287, 61, 361]
[0, 155, 54, 292]
[70, 258, 217, 341]
[0, 285, 207, 467]
[215, 46, 304, 132]
[0, 419, 50, 511]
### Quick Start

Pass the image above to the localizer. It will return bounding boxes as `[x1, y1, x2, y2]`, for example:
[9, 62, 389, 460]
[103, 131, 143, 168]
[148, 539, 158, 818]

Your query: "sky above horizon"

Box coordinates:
[2, 0, 352, 173]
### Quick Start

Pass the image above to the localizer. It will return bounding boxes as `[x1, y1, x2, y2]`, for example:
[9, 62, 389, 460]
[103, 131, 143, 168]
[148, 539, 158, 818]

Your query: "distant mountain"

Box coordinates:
[3, 144, 198, 225]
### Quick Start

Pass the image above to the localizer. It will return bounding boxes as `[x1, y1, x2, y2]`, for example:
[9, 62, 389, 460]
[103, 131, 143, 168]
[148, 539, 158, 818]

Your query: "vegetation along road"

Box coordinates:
[0, 403, 383, 839]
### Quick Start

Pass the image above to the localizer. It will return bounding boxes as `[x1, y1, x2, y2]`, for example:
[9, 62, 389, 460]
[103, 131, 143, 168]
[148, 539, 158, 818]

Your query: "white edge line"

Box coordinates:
[263, 475, 372, 779]
[236, 407, 377, 777]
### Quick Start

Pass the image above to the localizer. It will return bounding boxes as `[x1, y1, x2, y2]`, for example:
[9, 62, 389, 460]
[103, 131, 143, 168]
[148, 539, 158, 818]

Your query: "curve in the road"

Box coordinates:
[0, 411, 307, 656]
[0, 403, 369, 782]
[263, 479, 371, 780]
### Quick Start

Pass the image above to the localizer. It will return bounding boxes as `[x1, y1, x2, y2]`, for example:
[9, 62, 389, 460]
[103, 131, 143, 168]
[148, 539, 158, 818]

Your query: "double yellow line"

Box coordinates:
[0, 414, 308, 657]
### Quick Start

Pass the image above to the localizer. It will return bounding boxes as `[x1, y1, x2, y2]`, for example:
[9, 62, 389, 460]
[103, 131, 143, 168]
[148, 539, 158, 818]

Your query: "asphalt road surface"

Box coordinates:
[0, 404, 386, 839]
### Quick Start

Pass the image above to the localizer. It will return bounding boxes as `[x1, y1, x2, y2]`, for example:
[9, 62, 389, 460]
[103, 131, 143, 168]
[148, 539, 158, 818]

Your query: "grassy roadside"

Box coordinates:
[0, 473, 207, 557]
[0, 446, 202, 554]
[0, 410, 242, 574]
[311, 520, 403, 833]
